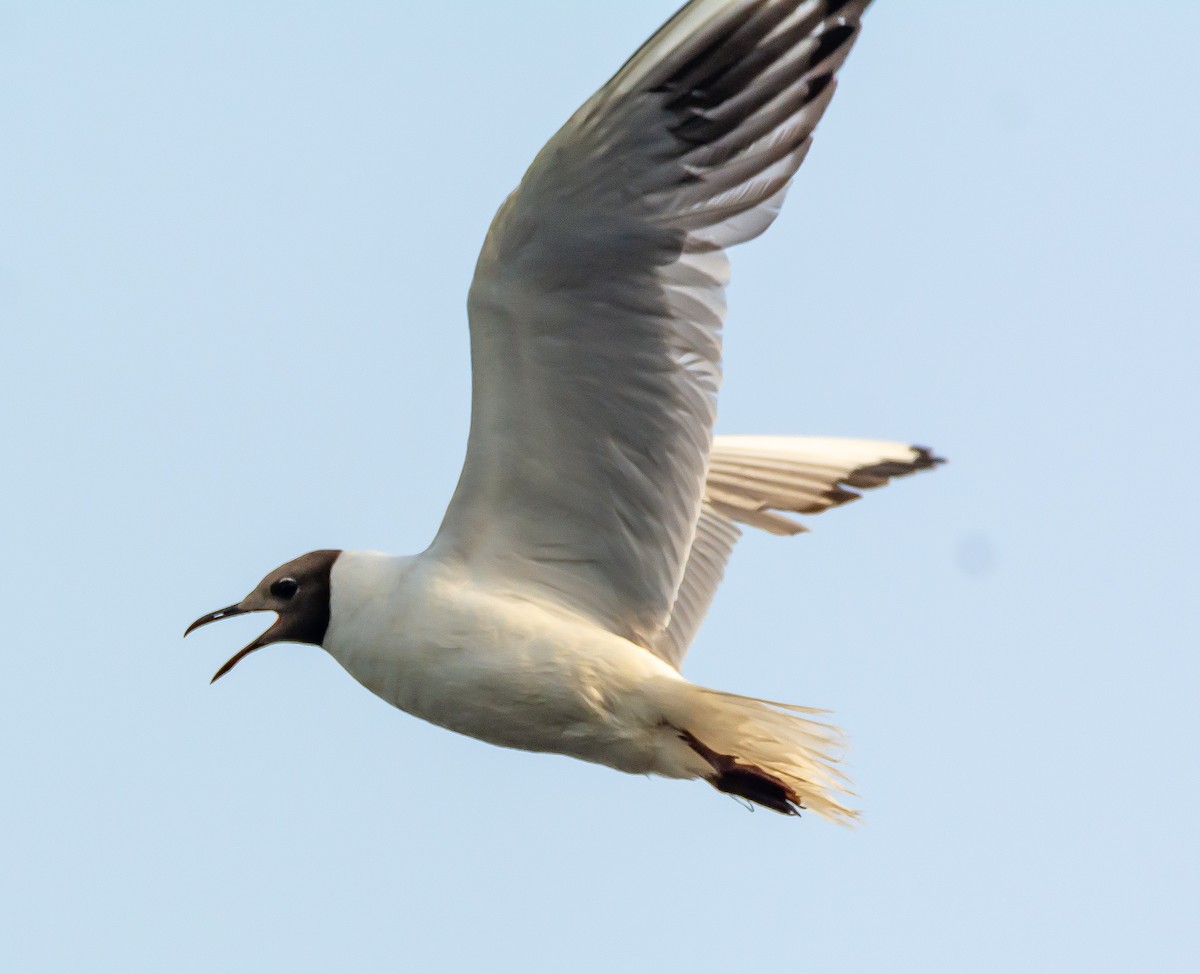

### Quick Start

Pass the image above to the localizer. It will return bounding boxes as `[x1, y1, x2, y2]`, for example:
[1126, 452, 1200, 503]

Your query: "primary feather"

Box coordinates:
[433, 0, 874, 651]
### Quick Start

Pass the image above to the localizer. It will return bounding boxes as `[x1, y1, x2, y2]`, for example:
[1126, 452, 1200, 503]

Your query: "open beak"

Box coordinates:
[185, 603, 278, 684]
[185, 604, 247, 637]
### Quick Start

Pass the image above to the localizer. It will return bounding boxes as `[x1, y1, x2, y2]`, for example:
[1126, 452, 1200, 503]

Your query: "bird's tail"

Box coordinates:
[673, 685, 858, 824]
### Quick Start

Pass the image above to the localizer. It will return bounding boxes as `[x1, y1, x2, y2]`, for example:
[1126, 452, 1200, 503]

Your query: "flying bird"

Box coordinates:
[188, 0, 941, 822]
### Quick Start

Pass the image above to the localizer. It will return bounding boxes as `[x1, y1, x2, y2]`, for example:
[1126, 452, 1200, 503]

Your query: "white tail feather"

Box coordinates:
[669, 684, 859, 824]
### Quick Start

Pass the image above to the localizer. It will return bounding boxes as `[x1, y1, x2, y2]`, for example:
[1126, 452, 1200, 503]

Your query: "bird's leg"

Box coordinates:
[676, 728, 802, 816]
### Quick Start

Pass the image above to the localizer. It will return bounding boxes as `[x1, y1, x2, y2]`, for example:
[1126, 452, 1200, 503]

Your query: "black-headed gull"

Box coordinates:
[188, 0, 942, 822]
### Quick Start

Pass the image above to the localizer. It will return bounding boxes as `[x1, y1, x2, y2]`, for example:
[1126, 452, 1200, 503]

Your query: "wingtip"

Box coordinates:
[911, 445, 948, 469]
[847, 446, 947, 488]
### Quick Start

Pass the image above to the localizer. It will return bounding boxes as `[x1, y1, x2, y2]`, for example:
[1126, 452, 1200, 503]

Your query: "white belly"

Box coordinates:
[322, 551, 699, 777]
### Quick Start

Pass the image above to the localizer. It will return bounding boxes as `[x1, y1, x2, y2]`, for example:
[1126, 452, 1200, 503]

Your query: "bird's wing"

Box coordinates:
[650, 436, 943, 666]
[650, 505, 745, 668]
[432, 0, 872, 648]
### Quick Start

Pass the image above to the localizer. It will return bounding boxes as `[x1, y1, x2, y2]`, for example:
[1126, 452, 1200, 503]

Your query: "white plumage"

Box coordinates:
[654, 436, 941, 667]
[193, 0, 943, 824]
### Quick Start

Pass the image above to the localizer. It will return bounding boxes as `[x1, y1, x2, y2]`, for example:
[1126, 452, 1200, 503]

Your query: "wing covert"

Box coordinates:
[432, 1, 872, 646]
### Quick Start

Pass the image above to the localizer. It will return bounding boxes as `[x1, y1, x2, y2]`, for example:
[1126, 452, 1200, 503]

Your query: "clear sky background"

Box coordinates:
[3, 1, 1198, 971]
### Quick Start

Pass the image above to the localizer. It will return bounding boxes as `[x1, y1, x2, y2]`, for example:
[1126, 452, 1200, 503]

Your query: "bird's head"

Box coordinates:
[186, 549, 342, 683]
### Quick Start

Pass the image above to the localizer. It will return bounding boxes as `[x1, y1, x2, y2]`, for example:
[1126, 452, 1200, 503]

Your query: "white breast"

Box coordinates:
[322, 550, 691, 775]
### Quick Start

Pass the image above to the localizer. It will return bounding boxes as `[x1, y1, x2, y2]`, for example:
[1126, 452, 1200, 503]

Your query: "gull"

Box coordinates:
[187, 0, 942, 822]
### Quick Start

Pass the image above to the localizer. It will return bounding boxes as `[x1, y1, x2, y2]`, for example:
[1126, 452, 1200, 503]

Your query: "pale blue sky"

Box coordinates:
[3, 2, 1198, 971]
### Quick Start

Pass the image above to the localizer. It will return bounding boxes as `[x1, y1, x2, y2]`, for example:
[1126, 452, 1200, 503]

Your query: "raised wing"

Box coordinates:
[433, 1, 872, 647]
[651, 436, 943, 666]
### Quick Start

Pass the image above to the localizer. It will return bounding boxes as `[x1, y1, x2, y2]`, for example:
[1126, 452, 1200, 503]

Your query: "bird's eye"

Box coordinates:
[270, 577, 299, 600]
